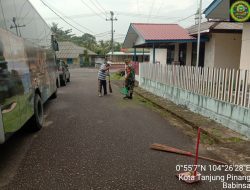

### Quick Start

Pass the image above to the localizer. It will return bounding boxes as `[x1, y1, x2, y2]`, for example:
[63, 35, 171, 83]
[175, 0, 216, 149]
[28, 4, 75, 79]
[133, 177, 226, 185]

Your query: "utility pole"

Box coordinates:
[196, 0, 202, 68]
[10, 17, 25, 37]
[106, 11, 117, 61]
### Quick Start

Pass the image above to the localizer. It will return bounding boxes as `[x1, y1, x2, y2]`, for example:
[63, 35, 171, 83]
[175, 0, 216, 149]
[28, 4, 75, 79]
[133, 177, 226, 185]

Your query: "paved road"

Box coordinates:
[0, 69, 243, 189]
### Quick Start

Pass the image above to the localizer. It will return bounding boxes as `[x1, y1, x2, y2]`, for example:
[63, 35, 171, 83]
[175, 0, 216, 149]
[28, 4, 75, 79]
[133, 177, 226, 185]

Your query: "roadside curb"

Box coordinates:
[133, 87, 250, 175]
[134, 87, 245, 144]
[135, 89, 220, 141]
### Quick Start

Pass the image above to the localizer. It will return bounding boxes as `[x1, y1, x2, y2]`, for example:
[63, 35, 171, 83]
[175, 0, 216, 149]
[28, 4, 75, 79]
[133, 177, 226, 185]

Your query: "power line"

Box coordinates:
[45, 13, 98, 21]
[94, 0, 107, 13]
[118, 11, 180, 20]
[95, 31, 110, 36]
[88, 0, 107, 18]
[45, 11, 180, 21]
[80, 0, 106, 20]
[175, 8, 206, 24]
[43, 0, 94, 34]
[40, 0, 92, 35]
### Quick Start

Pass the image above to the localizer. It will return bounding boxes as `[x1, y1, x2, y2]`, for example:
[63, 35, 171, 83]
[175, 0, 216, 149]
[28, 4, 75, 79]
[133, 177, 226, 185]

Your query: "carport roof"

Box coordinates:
[123, 23, 196, 48]
[188, 21, 243, 35]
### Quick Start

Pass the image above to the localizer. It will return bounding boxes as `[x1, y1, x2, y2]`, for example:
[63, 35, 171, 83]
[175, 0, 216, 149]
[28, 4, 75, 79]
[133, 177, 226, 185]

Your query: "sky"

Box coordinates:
[29, 0, 214, 42]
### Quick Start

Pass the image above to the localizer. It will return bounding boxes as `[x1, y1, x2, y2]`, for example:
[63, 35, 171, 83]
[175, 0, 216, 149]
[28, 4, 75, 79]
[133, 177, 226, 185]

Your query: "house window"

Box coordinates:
[67, 58, 73, 64]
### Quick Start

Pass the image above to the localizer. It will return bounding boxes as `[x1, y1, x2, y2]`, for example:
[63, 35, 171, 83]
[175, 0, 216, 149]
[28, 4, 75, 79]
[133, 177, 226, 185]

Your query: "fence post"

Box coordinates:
[139, 62, 142, 86]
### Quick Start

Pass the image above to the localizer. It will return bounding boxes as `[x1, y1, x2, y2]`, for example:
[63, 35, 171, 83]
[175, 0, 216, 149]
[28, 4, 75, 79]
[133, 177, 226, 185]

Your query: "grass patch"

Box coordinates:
[200, 133, 215, 145]
[223, 137, 243, 143]
[110, 72, 124, 81]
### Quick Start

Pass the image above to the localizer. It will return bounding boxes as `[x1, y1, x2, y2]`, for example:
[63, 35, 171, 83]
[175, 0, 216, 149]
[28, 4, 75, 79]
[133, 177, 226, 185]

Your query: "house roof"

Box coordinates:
[203, 0, 228, 20]
[56, 41, 96, 59]
[133, 23, 195, 41]
[187, 22, 243, 35]
[123, 23, 196, 48]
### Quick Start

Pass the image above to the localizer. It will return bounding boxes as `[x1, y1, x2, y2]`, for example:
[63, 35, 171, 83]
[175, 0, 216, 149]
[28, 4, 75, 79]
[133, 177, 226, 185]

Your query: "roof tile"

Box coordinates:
[132, 23, 195, 41]
[56, 41, 96, 59]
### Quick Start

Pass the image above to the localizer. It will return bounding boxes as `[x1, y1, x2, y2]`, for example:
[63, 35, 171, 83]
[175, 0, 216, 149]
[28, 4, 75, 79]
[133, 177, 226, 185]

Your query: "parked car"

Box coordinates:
[57, 60, 70, 86]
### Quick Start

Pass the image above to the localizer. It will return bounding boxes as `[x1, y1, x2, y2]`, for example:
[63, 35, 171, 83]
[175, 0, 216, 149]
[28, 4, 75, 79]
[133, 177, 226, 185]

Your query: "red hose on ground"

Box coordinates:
[194, 128, 201, 176]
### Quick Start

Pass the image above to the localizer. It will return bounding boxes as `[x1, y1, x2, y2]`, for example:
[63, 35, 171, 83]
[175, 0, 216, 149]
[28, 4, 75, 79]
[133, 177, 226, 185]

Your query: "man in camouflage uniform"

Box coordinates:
[123, 59, 135, 99]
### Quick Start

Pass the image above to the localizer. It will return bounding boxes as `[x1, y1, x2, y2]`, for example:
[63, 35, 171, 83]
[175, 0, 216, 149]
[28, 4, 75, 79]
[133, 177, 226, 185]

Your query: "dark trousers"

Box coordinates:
[98, 79, 107, 94]
[125, 78, 134, 97]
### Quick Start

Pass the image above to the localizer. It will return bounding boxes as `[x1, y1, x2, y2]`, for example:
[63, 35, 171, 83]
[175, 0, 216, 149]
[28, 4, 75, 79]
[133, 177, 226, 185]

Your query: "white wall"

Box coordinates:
[135, 36, 145, 46]
[240, 23, 250, 70]
[150, 49, 153, 63]
[204, 33, 242, 69]
[204, 34, 216, 68]
[214, 33, 242, 69]
[150, 48, 167, 64]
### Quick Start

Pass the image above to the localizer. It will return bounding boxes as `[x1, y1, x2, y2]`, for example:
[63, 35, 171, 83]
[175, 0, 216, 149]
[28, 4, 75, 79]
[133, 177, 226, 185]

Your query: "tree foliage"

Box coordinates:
[51, 23, 122, 55]
[83, 49, 89, 65]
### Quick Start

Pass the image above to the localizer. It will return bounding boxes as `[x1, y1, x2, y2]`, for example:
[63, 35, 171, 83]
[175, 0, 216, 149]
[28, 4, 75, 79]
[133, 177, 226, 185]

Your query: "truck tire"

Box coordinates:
[30, 94, 44, 131]
[56, 79, 60, 88]
[67, 74, 70, 82]
[62, 75, 67, 86]
[50, 88, 57, 99]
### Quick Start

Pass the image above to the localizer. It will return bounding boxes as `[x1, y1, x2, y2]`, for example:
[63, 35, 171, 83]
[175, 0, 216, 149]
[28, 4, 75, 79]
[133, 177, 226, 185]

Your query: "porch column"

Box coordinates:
[153, 43, 156, 64]
[186, 43, 192, 66]
[173, 43, 180, 65]
[142, 48, 144, 63]
[133, 47, 137, 62]
[240, 23, 250, 70]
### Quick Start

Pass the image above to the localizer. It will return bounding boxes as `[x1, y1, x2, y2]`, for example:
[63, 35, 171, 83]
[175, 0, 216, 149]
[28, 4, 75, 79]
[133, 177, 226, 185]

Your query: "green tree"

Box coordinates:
[51, 22, 74, 41]
[72, 33, 97, 51]
[51, 23, 123, 56]
[83, 49, 89, 66]
[95, 40, 110, 55]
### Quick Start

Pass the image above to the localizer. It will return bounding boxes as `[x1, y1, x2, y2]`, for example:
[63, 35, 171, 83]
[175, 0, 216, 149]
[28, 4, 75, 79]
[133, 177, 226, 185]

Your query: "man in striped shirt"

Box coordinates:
[98, 62, 110, 97]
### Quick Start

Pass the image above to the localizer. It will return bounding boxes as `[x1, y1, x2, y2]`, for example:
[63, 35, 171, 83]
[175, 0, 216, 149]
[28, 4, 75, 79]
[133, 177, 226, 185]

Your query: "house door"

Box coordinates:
[179, 44, 187, 66]
[167, 45, 175, 64]
[191, 42, 205, 67]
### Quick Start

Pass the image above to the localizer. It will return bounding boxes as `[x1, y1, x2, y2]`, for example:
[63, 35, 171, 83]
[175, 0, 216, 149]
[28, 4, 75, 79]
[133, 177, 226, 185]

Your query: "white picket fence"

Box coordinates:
[140, 63, 250, 109]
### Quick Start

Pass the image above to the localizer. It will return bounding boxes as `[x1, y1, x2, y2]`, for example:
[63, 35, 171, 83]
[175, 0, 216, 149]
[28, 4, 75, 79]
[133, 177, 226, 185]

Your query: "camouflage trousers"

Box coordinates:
[125, 78, 135, 97]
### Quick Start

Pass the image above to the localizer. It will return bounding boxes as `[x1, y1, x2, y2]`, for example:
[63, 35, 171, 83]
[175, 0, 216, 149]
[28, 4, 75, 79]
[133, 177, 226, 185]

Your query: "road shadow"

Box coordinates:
[0, 99, 53, 188]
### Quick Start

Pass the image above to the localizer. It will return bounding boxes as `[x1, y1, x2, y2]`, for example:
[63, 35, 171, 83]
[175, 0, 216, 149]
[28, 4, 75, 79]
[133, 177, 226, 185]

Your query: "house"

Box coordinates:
[123, 22, 245, 69]
[123, 23, 198, 65]
[204, 0, 250, 70]
[187, 22, 243, 69]
[56, 41, 97, 67]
